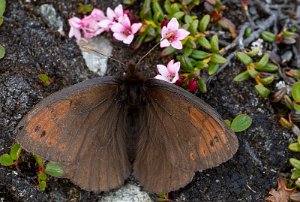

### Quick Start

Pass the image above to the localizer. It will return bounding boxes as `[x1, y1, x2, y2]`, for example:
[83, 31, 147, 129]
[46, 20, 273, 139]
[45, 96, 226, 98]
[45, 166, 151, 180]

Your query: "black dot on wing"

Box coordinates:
[210, 140, 214, 147]
[40, 131, 46, 137]
[34, 125, 40, 132]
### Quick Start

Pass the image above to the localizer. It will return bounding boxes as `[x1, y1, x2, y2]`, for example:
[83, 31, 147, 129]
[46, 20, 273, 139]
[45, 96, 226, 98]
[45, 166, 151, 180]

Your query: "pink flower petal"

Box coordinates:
[171, 40, 183, 49]
[106, 7, 116, 20]
[167, 18, 179, 31]
[167, 60, 175, 73]
[155, 75, 170, 82]
[176, 29, 190, 40]
[157, 65, 169, 77]
[119, 15, 131, 27]
[161, 26, 168, 38]
[123, 34, 134, 44]
[115, 4, 123, 17]
[68, 17, 81, 28]
[91, 8, 105, 19]
[160, 39, 170, 48]
[131, 23, 142, 34]
[171, 74, 179, 83]
[111, 22, 125, 33]
[113, 32, 127, 41]
[98, 19, 112, 29]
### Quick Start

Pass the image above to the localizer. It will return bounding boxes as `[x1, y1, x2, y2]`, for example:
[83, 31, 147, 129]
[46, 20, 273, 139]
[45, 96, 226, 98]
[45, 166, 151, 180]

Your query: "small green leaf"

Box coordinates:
[297, 136, 300, 145]
[225, 119, 231, 126]
[199, 14, 210, 32]
[283, 95, 293, 110]
[248, 69, 259, 78]
[255, 85, 270, 98]
[0, 154, 13, 166]
[259, 75, 274, 85]
[230, 114, 252, 132]
[207, 62, 219, 75]
[123, 0, 135, 5]
[255, 53, 269, 69]
[210, 35, 219, 53]
[0, 17, 3, 26]
[210, 54, 226, 64]
[261, 31, 276, 43]
[294, 103, 300, 112]
[45, 162, 63, 177]
[290, 158, 300, 169]
[254, 63, 278, 72]
[189, 19, 199, 35]
[289, 143, 300, 152]
[292, 82, 300, 102]
[0, 0, 6, 17]
[78, 4, 93, 14]
[164, 0, 173, 14]
[291, 169, 300, 180]
[197, 36, 211, 50]
[183, 47, 193, 56]
[198, 78, 207, 93]
[184, 37, 197, 48]
[190, 50, 210, 60]
[233, 71, 250, 82]
[194, 60, 208, 70]
[39, 180, 47, 191]
[0, 45, 5, 59]
[236, 52, 253, 66]
[34, 155, 44, 168]
[184, 15, 193, 25]
[10, 144, 21, 161]
[38, 172, 47, 181]
[171, 11, 185, 20]
[140, 0, 152, 20]
[244, 27, 251, 38]
[178, 55, 193, 72]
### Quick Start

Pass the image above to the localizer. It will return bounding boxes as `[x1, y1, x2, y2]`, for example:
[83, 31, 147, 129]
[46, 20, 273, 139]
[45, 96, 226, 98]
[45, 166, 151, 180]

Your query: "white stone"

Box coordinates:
[100, 184, 151, 202]
[78, 37, 113, 76]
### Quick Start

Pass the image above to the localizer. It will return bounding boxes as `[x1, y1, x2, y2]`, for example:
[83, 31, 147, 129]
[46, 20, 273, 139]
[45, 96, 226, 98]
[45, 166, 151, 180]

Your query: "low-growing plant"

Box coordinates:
[34, 155, 63, 191]
[0, 143, 22, 166]
[225, 114, 252, 132]
[234, 52, 278, 98]
[0, 0, 6, 59]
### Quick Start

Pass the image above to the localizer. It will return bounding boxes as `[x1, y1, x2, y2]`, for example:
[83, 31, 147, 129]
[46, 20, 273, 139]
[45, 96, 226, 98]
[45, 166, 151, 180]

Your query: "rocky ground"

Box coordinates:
[0, 0, 297, 201]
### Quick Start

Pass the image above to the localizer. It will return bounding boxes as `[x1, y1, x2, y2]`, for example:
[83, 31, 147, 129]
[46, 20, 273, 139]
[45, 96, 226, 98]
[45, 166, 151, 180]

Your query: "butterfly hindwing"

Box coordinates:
[133, 79, 238, 193]
[16, 77, 131, 191]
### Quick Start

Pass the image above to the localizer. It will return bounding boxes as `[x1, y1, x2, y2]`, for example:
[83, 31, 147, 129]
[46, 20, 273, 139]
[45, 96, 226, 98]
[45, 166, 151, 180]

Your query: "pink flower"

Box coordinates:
[155, 60, 180, 83]
[68, 8, 107, 40]
[68, 17, 82, 40]
[81, 8, 107, 38]
[110, 14, 142, 44]
[160, 18, 190, 49]
[98, 4, 124, 29]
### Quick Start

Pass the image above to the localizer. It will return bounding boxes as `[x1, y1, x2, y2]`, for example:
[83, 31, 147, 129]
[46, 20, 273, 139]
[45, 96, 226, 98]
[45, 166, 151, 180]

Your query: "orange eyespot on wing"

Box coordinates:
[16, 77, 130, 192]
[133, 79, 238, 193]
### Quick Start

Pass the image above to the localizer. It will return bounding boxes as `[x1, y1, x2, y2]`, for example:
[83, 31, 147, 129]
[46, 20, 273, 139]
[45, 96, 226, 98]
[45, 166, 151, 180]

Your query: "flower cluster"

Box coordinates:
[68, 5, 142, 44]
[68, 5, 190, 85]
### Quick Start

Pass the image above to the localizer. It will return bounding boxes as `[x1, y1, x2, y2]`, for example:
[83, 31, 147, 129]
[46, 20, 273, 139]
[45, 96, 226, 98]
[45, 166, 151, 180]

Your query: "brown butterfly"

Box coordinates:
[15, 62, 238, 193]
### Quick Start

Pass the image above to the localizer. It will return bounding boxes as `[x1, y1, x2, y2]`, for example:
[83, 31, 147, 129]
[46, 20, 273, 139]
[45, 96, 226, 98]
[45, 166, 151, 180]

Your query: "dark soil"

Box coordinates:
[0, 0, 295, 201]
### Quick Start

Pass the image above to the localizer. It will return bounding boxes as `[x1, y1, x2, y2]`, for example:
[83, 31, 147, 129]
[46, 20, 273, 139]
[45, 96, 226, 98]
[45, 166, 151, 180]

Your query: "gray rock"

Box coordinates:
[78, 37, 113, 76]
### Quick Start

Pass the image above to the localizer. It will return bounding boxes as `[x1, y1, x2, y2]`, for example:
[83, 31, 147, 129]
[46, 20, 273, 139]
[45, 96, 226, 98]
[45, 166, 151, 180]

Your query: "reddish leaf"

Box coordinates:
[218, 17, 237, 38]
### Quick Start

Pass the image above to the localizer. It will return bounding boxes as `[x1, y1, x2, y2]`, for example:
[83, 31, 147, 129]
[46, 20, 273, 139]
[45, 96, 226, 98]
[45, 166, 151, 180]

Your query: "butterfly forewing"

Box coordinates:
[16, 77, 131, 191]
[133, 79, 238, 193]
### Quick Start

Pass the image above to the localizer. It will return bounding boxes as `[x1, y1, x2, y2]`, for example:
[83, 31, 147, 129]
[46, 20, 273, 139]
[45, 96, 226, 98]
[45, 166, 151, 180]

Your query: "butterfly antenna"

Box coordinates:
[136, 41, 161, 66]
[81, 46, 126, 67]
